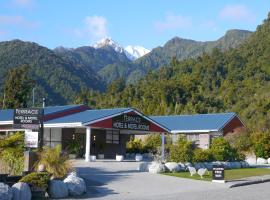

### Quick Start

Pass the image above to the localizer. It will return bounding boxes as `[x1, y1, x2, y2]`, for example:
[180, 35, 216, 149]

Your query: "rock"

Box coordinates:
[246, 157, 257, 165]
[178, 163, 186, 171]
[135, 154, 143, 162]
[0, 183, 12, 200]
[268, 158, 270, 164]
[137, 162, 151, 172]
[194, 162, 205, 170]
[197, 168, 208, 178]
[165, 162, 181, 172]
[148, 162, 166, 174]
[257, 157, 267, 165]
[11, 182, 31, 200]
[229, 162, 242, 169]
[143, 153, 153, 161]
[240, 161, 249, 168]
[188, 167, 197, 176]
[49, 180, 68, 199]
[64, 174, 86, 196]
[203, 162, 213, 170]
[184, 162, 193, 170]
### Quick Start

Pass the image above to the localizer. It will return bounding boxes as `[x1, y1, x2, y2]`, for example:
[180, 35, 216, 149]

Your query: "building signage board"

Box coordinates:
[112, 114, 150, 131]
[13, 108, 42, 130]
[212, 164, 225, 183]
[25, 130, 39, 148]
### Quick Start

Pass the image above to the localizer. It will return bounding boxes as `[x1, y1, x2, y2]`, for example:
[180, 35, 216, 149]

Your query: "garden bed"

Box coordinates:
[162, 168, 270, 181]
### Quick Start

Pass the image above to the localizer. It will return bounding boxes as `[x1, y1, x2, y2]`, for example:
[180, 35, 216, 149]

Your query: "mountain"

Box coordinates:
[54, 42, 134, 84]
[56, 30, 251, 85]
[0, 40, 105, 105]
[125, 45, 150, 60]
[134, 29, 252, 72]
[93, 38, 125, 54]
[87, 15, 270, 131]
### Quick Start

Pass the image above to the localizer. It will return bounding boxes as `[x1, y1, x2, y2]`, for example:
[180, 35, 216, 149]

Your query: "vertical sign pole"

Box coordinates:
[161, 133, 165, 162]
[39, 108, 44, 149]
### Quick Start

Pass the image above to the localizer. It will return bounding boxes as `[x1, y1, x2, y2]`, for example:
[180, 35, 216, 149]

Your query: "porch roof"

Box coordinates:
[151, 113, 237, 133]
[45, 108, 131, 125]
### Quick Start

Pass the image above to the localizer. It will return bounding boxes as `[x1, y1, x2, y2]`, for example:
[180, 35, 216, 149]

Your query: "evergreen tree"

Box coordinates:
[3, 65, 34, 108]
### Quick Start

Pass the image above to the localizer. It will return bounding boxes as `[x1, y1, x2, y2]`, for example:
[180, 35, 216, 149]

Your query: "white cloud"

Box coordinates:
[0, 15, 38, 28]
[155, 13, 192, 32]
[73, 15, 108, 41]
[84, 16, 108, 39]
[12, 0, 33, 8]
[220, 4, 255, 22]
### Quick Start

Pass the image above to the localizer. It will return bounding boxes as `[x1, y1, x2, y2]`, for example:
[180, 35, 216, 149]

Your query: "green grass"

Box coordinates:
[162, 168, 270, 182]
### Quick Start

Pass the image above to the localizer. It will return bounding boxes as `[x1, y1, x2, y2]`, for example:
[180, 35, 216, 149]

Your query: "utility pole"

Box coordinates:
[32, 88, 35, 107]
[2, 93, 5, 109]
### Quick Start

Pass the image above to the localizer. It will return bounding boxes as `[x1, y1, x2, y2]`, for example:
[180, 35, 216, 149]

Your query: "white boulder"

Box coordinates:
[49, 180, 69, 199]
[165, 162, 181, 172]
[197, 168, 208, 178]
[148, 162, 166, 174]
[137, 162, 151, 172]
[64, 174, 86, 196]
[257, 157, 267, 165]
[246, 157, 257, 165]
[268, 158, 270, 164]
[188, 167, 197, 176]
[178, 163, 186, 171]
[0, 183, 13, 200]
[11, 182, 31, 200]
[135, 154, 143, 162]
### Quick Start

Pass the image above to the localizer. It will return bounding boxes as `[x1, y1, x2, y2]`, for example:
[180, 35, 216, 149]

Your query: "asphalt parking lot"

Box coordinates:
[70, 159, 260, 200]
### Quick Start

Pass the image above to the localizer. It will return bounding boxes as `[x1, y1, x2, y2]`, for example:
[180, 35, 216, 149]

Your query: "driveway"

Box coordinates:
[71, 159, 228, 200]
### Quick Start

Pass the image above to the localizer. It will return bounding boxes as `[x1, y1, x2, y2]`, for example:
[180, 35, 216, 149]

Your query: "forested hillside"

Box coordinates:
[81, 15, 270, 131]
[0, 40, 105, 105]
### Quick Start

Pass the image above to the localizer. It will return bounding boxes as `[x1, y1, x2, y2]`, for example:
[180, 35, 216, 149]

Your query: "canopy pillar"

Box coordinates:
[85, 127, 91, 162]
[161, 132, 165, 162]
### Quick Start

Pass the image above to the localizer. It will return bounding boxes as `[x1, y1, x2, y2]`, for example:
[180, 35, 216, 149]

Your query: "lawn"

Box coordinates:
[162, 168, 270, 182]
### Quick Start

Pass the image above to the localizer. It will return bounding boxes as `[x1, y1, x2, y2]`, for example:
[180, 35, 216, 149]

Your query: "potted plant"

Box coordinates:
[19, 172, 50, 198]
[98, 142, 106, 159]
[67, 140, 81, 159]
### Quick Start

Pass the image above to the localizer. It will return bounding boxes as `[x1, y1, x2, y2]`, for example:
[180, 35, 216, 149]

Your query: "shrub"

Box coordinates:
[144, 134, 161, 154]
[66, 140, 81, 154]
[225, 131, 252, 152]
[0, 132, 24, 175]
[169, 138, 193, 163]
[36, 145, 71, 179]
[251, 131, 270, 158]
[193, 148, 213, 162]
[20, 172, 50, 188]
[210, 137, 239, 161]
[126, 138, 144, 154]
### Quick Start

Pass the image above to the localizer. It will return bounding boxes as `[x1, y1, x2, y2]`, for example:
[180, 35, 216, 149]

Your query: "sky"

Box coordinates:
[0, 0, 269, 49]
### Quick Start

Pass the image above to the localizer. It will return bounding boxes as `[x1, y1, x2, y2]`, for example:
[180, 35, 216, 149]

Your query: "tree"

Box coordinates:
[3, 66, 34, 108]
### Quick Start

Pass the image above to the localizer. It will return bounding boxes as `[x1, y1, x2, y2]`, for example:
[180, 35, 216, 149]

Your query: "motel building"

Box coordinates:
[0, 105, 245, 161]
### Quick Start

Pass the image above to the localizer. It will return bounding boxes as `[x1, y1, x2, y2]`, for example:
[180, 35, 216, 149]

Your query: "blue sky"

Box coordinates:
[0, 0, 269, 49]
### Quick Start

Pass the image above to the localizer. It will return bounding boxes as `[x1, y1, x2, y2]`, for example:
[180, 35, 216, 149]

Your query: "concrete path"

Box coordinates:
[71, 159, 228, 200]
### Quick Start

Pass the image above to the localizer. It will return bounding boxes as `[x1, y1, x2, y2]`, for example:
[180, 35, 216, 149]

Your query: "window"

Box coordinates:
[187, 134, 199, 143]
[43, 128, 62, 148]
[106, 130, 119, 144]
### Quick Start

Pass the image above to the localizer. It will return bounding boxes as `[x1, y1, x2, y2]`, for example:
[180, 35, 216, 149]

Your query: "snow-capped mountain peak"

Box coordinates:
[93, 38, 150, 60]
[125, 45, 150, 60]
[93, 38, 124, 53]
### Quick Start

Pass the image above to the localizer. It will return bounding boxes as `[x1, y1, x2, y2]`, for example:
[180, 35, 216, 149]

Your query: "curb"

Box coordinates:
[228, 177, 270, 188]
